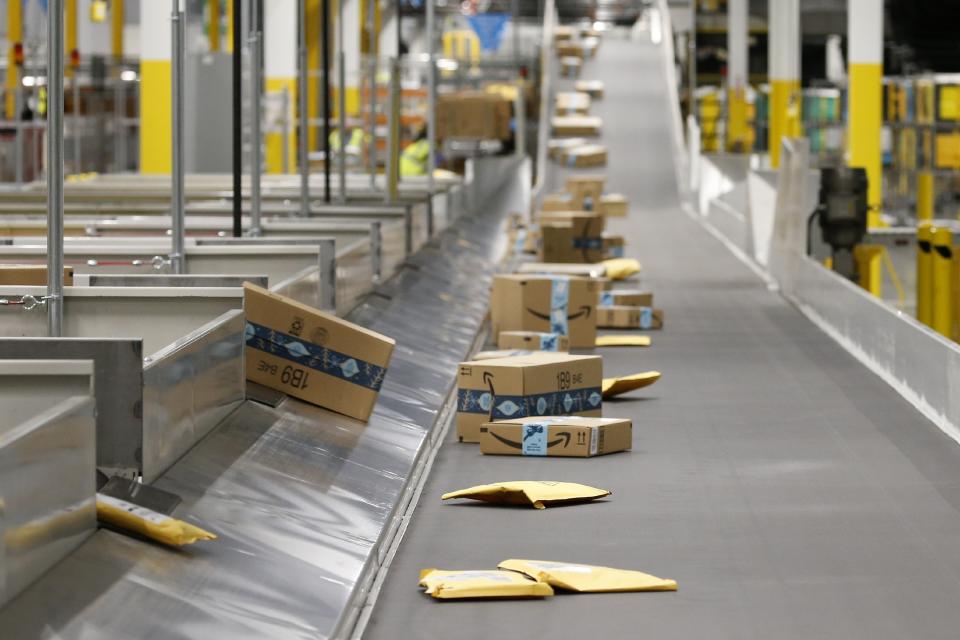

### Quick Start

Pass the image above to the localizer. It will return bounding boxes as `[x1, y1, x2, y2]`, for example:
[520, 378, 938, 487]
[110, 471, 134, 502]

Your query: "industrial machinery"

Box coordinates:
[813, 166, 869, 281]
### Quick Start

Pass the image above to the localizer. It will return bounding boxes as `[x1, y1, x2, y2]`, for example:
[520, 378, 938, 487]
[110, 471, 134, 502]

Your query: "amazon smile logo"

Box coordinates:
[488, 430, 572, 450]
[525, 305, 592, 322]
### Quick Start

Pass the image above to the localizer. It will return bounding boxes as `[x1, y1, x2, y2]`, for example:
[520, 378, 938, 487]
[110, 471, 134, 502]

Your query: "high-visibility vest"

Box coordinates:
[400, 138, 430, 176]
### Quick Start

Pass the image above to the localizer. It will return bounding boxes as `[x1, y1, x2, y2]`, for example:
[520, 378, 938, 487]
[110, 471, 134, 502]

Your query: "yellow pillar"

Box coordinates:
[5, 0, 23, 120]
[854, 244, 884, 297]
[932, 226, 953, 337]
[848, 0, 884, 228]
[726, 0, 749, 152]
[917, 222, 934, 326]
[767, 0, 800, 168]
[112, 0, 125, 63]
[209, 0, 222, 52]
[139, 0, 172, 173]
[307, 0, 322, 150]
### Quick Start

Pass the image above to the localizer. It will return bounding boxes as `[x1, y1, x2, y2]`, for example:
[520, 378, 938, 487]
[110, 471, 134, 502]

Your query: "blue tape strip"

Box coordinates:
[550, 277, 570, 336]
[245, 321, 387, 391]
[572, 236, 603, 250]
[640, 307, 654, 330]
[539, 333, 560, 351]
[457, 386, 603, 418]
[600, 291, 614, 306]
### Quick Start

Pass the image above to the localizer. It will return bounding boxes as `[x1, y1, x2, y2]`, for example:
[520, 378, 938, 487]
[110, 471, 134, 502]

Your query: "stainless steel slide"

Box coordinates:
[364, 30, 960, 640]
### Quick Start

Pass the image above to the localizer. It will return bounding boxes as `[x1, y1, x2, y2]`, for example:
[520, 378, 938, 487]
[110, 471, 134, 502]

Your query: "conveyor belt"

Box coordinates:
[364, 30, 960, 639]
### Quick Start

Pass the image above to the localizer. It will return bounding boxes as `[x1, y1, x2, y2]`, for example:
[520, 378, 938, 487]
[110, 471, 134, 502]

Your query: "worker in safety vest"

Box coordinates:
[400, 128, 431, 177]
[329, 127, 368, 159]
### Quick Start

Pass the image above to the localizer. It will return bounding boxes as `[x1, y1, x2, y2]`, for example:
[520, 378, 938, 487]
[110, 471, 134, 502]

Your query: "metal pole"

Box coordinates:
[14, 85, 24, 186]
[298, 0, 310, 216]
[171, 0, 186, 273]
[233, 0, 244, 235]
[249, 0, 263, 235]
[47, 0, 65, 337]
[426, 0, 436, 195]
[368, 0, 378, 190]
[515, 89, 525, 158]
[322, 0, 332, 203]
[511, 0, 520, 65]
[114, 73, 124, 171]
[385, 56, 399, 203]
[72, 77, 81, 172]
[281, 85, 291, 173]
[337, 0, 347, 203]
[370, 220, 382, 282]
[318, 238, 337, 311]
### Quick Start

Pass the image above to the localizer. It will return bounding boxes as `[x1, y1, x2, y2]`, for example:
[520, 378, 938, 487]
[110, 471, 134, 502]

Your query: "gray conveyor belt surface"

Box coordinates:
[364, 29, 960, 640]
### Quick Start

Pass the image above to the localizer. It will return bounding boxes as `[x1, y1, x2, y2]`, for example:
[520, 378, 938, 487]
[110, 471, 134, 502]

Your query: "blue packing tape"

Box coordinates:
[550, 277, 570, 336]
[245, 321, 388, 391]
[456, 386, 603, 418]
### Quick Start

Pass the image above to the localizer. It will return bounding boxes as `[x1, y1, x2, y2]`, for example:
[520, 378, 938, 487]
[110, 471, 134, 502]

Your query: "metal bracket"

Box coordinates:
[0, 294, 56, 311]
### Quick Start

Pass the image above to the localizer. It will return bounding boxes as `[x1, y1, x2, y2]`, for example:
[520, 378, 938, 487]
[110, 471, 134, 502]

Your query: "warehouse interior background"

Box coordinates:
[5, 0, 960, 638]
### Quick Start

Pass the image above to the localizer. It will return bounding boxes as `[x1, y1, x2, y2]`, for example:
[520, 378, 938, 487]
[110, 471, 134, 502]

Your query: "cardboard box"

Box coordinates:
[556, 42, 585, 59]
[479, 416, 631, 457]
[552, 115, 601, 137]
[491, 274, 602, 348]
[602, 233, 625, 259]
[575, 80, 605, 98]
[498, 330, 570, 352]
[538, 211, 605, 264]
[437, 92, 512, 140]
[566, 176, 606, 208]
[555, 91, 591, 115]
[599, 289, 653, 307]
[560, 56, 582, 75]
[553, 26, 574, 42]
[561, 144, 607, 168]
[548, 137, 589, 160]
[243, 283, 396, 421]
[598, 193, 629, 217]
[516, 262, 607, 279]
[542, 192, 578, 211]
[0, 265, 74, 286]
[597, 305, 664, 330]
[456, 352, 603, 442]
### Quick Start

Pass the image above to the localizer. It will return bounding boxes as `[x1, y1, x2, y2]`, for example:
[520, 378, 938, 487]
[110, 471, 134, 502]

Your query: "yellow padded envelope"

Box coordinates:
[498, 559, 678, 592]
[602, 371, 661, 398]
[442, 480, 610, 510]
[595, 335, 651, 347]
[419, 569, 554, 599]
[97, 494, 217, 547]
[600, 258, 641, 280]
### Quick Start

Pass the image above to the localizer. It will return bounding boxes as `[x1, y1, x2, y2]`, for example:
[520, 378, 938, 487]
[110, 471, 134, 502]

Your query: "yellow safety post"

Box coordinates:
[917, 222, 934, 326]
[931, 226, 953, 337]
[854, 244, 884, 297]
[848, 0, 884, 228]
[209, 0, 221, 52]
[917, 171, 934, 220]
[5, 0, 23, 120]
[767, 0, 800, 168]
[111, 0, 125, 63]
[66, 0, 79, 75]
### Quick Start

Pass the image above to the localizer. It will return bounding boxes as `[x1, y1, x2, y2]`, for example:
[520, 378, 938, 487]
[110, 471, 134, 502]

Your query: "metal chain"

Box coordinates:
[0, 295, 56, 310]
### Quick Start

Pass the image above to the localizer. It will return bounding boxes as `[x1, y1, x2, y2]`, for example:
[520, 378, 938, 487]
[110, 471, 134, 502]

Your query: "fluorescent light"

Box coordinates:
[120, 70, 138, 82]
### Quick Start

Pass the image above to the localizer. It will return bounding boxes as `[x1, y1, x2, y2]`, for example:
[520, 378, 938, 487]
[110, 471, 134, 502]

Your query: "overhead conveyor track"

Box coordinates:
[364, 23, 960, 640]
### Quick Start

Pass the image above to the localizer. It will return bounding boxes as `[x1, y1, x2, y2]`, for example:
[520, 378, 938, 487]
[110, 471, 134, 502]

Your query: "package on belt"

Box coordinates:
[491, 274, 602, 348]
[419, 569, 554, 599]
[0, 265, 74, 285]
[598, 193, 629, 216]
[552, 115, 601, 136]
[566, 175, 606, 209]
[456, 352, 603, 442]
[480, 415, 631, 457]
[498, 559, 678, 592]
[574, 79, 605, 98]
[602, 233, 625, 259]
[597, 305, 664, 330]
[442, 480, 611, 509]
[548, 137, 590, 161]
[560, 56, 582, 78]
[599, 289, 653, 307]
[498, 330, 570, 352]
[562, 144, 608, 168]
[555, 91, 592, 115]
[243, 283, 395, 421]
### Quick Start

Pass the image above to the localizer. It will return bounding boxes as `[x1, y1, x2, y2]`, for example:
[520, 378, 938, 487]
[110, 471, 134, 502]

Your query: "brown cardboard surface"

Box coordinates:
[456, 352, 603, 442]
[491, 274, 601, 348]
[437, 92, 512, 140]
[561, 144, 607, 168]
[598, 193, 629, 217]
[556, 42, 585, 59]
[542, 192, 578, 211]
[552, 115, 601, 137]
[479, 416, 631, 457]
[516, 262, 607, 279]
[498, 331, 570, 352]
[555, 91, 591, 115]
[538, 211, 606, 264]
[599, 289, 653, 307]
[597, 305, 664, 330]
[566, 176, 606, 207]
[560, 57, 582, 79]
[0, 265, 74, 286]
[243, 282, 395, 421]
[602, 233, 625, 259]
[574, 79, 605, 98]
[548, 137, 589, 160]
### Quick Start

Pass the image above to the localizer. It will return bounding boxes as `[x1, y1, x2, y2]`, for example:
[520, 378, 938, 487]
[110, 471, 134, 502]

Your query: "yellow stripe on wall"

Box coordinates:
[140, 60, 172, 174]
[849, 62, 883, 227]
[266, 77, 297, 173]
